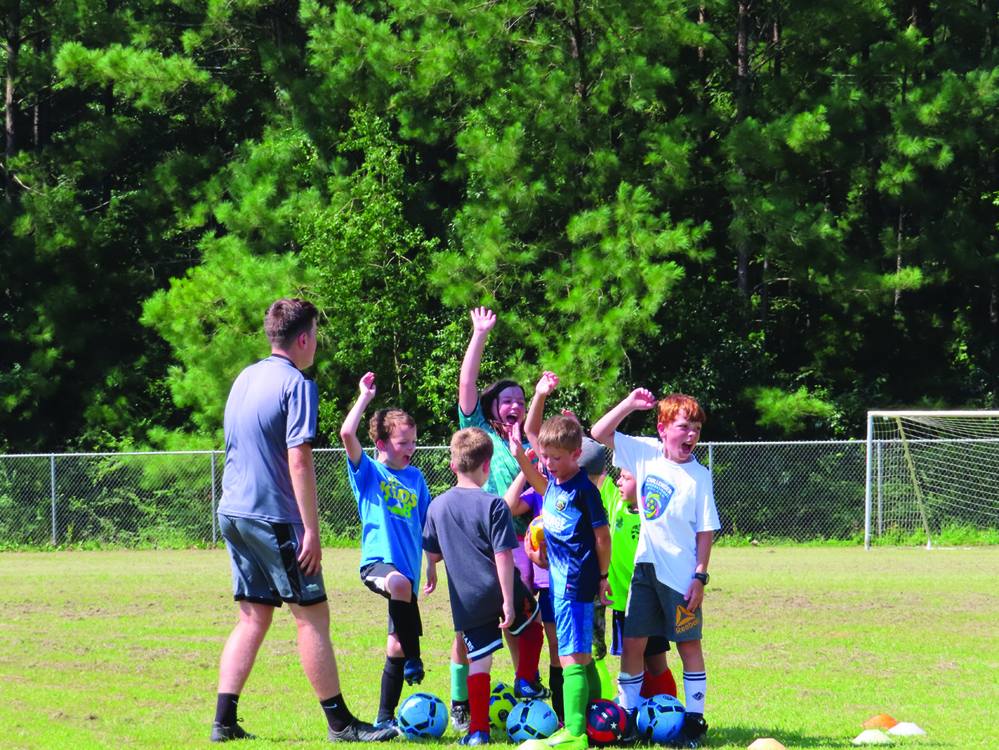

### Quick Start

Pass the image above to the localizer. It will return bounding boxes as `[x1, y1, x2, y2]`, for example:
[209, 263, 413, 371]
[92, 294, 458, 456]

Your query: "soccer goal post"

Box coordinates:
[865, 410, 999, 549]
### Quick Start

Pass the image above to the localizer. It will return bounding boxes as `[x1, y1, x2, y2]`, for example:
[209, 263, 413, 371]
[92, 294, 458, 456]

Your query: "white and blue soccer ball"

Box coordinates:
[398, 692, 448, 739]
[635, 694, 685, 743]
[507, 699, 559, 741]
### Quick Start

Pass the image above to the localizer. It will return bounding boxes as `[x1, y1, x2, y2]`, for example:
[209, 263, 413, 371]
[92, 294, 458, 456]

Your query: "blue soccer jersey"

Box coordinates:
[542, 470, 608, 602]
[349, 451, 432, 595]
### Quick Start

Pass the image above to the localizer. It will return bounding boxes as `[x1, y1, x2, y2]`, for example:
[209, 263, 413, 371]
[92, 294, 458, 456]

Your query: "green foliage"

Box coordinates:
[749, 386, 837, 436]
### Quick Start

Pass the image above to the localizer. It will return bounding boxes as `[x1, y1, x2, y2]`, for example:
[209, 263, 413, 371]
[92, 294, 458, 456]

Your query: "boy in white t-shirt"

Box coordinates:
[591, 390, 720, 749]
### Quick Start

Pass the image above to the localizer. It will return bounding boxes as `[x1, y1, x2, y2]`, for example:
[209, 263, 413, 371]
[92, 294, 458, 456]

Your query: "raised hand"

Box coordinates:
[470, 307, 497, 333]
[358, 372, 377, 400]
[628, 388, 658, 411]
[535, 371, 559, 396]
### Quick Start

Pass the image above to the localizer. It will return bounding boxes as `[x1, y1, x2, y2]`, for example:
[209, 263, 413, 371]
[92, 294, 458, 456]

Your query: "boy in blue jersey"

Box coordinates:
[213, 299, 395, 744]
[340, 372, 437, 731]
[524, 414, 612, 750]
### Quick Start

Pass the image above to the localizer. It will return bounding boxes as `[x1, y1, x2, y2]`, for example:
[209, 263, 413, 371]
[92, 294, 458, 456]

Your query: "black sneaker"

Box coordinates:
[513, 677, 551, 701]
[404, 658, 425, 686]
[210, 721, 256, 742]
[328, 718, 399, 743]
[451, 702, 471, 733]
[670, 713, 708, 748]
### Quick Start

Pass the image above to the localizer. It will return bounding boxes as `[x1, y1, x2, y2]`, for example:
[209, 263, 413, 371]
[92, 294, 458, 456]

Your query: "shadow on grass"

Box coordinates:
[711, 724, 853, 747]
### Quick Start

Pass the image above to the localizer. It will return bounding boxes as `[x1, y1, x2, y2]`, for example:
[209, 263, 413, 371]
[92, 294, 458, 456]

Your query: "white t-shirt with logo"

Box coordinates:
[612, 432, 721, 596]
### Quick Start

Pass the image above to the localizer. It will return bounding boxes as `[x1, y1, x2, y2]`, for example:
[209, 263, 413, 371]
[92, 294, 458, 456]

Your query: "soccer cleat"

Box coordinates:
[618, 711, 642, 744]
[542, 726, 589, 750]
[669, 714, 708, 749]
[451, 702, 471, 733]
[327, 718, 399, 743]
[459, 730, 491, 745]
[404, 657, 425, 686]
[514, 677, 552, 701]
[210, 721, 256, 742]
[373, 719, 401, 735]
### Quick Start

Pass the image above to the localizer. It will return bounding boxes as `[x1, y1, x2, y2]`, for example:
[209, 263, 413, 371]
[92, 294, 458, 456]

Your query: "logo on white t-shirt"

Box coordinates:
[641, 476, 674, 521]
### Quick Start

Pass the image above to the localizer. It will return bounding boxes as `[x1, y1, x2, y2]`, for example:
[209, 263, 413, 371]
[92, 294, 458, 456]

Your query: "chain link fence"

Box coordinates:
[0, 441, 876, 548]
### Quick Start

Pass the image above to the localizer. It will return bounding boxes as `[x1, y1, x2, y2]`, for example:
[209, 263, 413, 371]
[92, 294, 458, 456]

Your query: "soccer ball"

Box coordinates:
[586, 698, 629, 745]
[489, 682, 517, 731]
[528, 516, 545, 551]
[507, 699, 559, 741]
[634, 694, 685, 743]
[397, 692, 448, 739]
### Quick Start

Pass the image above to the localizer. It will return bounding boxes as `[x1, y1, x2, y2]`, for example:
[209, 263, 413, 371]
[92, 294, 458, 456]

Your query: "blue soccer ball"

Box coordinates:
[398, 692, 448, 739]
[635, 694, 685, 743]
[507, 699, 559, 741]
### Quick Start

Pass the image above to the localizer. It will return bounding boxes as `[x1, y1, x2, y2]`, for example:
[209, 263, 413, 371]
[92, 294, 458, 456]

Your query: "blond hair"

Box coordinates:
[538, 414, 582, 453]
[450, 427, 493, 474]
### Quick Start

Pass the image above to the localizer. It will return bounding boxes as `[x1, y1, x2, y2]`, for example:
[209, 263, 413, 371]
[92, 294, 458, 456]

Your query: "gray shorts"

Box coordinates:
[219, 514, 328, 607]
[623, 562, 703, 642]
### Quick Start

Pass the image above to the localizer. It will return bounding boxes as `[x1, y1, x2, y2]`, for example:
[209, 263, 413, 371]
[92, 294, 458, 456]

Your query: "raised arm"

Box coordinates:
[509, 421, 548, 495]
[339, 372, 377, 467]
[503, 471, 533, 517]
[525, 371, 559, 451]
[458, 307, 497, 416]
[590, 388, 658, 450]
[289, 442, 321, 576]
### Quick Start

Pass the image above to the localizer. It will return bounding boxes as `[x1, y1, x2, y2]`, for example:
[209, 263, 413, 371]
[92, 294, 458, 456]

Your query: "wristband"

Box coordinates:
[599, 573, 609, 580]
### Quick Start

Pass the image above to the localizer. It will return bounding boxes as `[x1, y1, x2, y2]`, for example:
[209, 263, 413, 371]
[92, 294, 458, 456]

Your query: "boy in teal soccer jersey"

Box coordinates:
[518, 414, 612, 750]
[340, 372, 437, 731]
[592, 391, 720, 749]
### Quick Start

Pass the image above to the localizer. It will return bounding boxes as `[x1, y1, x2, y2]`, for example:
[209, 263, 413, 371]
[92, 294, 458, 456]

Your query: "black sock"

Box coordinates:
[320, 694, 354, 733]
[388, 599, 421, 659]
[550, 665, 564, 721]
[215, 693, 239, 726]
[379, 656, 406, 723]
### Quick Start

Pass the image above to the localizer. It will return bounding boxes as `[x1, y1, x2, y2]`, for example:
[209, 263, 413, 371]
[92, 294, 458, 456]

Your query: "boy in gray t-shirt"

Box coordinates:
[423, 427, 543, 747]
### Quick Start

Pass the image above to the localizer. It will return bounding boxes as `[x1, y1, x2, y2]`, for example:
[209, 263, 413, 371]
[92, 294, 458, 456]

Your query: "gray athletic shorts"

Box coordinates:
[219, 514, 328, 607]
[623, 562, 703, 642]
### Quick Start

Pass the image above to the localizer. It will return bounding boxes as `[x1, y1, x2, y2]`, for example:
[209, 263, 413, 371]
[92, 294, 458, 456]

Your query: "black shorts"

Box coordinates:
[219, 514, 328, 607]
[360, 561, 422, 636]
[461, 589, 539, 662]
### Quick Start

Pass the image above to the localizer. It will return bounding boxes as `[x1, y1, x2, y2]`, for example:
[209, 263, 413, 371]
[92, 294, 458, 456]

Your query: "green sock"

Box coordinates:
[450, 661, 469, 703]
[563, 664, 588, 736]
[585, 660, 602, 701]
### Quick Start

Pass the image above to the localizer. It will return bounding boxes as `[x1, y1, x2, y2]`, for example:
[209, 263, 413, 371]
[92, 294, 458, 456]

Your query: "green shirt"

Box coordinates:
[601, 476, 641, 612]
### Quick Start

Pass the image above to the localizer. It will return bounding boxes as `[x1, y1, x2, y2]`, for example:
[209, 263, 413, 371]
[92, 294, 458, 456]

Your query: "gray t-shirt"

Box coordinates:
[422, 486, 526, 632]
[218, 355, 318, 523]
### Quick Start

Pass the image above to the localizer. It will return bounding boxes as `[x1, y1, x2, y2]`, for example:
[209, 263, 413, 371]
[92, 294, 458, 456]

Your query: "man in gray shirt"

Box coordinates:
[212, 298, 395, 744]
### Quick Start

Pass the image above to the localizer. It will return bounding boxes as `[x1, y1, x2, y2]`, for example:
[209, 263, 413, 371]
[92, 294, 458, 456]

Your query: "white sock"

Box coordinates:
[683, 671, 706, 714]
[616, 671, 644, 712]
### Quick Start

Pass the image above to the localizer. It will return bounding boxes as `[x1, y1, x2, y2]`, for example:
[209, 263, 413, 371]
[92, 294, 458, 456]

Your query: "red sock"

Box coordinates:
[468, 672, 491, 735]
[640, 667, 678, 699]
[515, 620, 545, 682]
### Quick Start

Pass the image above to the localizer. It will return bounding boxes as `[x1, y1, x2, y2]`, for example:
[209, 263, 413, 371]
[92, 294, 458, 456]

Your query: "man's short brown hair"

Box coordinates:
[657, 394, 706, 425]
[450, 427, 494, 475]
[265, 298, 319, 350]
[369, 409, 416, 445]
[538, 414, 583, 453]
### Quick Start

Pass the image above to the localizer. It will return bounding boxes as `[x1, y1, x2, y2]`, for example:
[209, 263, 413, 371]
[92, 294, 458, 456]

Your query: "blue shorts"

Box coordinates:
[219, 514, 327, 607]
[461, 590, 540, 662]
[537, 588, 555, 623]
[553, 597, 593, 657]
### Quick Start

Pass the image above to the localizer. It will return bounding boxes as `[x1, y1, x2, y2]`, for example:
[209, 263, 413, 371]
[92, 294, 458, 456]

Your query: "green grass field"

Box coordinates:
[1, 547, 996, 749]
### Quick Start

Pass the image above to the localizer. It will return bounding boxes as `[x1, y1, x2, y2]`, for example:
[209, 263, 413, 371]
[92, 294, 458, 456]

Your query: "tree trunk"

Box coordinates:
[736, 1, 751, 297]
[5, 1, 20, 198]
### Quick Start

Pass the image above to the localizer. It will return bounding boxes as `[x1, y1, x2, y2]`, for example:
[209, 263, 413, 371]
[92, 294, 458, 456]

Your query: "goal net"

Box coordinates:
[865, 411, 999, 548]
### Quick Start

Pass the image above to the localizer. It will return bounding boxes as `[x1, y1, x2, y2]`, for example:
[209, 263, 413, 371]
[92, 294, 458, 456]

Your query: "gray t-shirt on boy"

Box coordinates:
[422, 486, 528, 632]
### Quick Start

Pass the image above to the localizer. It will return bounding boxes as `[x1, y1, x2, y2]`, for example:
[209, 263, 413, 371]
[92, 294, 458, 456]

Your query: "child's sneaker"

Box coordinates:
[451, 702, 471, 733]
[514, 676, 552, 701]
[459, 730, 490, 745]
[404, 658, 425, 685]
[542, 727, 588, 750]
[670, 714, 708, 748]
[210, 721, 256, 742]
[373, 719, 401, 736]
